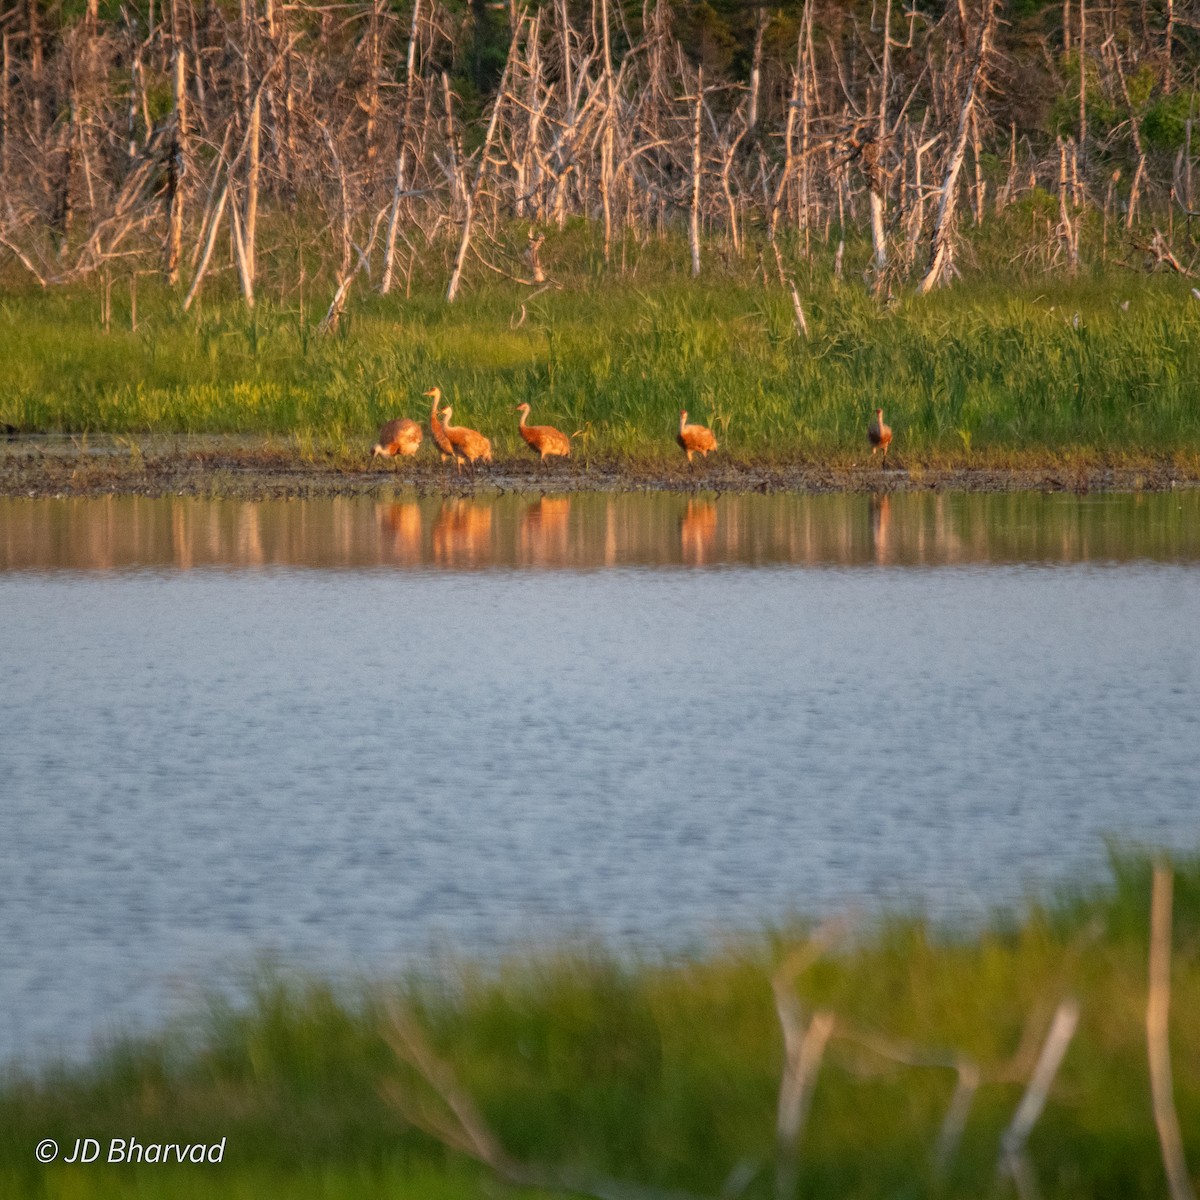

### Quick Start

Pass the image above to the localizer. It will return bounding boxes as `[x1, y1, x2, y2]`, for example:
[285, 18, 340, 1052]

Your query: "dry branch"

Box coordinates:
[1147, 863, 1198, 1200]
[917, 0, 997, 293]
[997, 997, 1081, 1195]
[383, 1007, 715, 1200]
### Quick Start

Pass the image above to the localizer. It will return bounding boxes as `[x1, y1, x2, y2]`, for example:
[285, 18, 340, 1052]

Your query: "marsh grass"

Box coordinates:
[2, 259, 1200, 467]
[2, 851, 1197, 1199]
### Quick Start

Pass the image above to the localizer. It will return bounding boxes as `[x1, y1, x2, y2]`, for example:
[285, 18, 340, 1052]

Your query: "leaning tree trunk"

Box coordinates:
[868, 0, 892, 292]
[446, 16, 522, 302]
[917, 0, 996, 294]
[380, 0, 422, 296]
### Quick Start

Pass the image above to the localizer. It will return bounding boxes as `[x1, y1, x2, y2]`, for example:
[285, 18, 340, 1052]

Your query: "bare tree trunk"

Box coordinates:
[241, 7, 261, 295]
[747, 6, 766, 138]
[183, 177, 231, 311]
[1187, 117, 1194, 221]
[28, 0, 43, 145]
[1058, 137, 1078, 273]
[689, 66, 703, 278]
[381, 0, 422, 296]
[599, 0, 616, 264]
[317, 130, 355, 333]
[165, 18, 189, 285]
[1077, 0, 1087, 179]
[446, 18, 521, 302]
[441, 72, 463, 216]
[770, 13, 805, 242]
[364, 0, 384, 163]
[229, 181, 255, 307]
[1, 34, 10, 183]
[917, 0, 996, 294]
[1147, 864, 1197, 1200]
[869, 0, 892, 287]
[1164, 0, 1174, 92]
[1127, 153, 1145, 229]
[971, 110, 985, 223]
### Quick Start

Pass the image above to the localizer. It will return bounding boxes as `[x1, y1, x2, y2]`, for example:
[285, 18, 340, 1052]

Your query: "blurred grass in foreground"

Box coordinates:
[2, 262, 1200, 468]
[1, 849, 1197, 1199]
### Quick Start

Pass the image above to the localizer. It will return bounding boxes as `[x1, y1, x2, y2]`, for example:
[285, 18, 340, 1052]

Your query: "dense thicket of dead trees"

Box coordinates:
[0, 0, 1196, 312]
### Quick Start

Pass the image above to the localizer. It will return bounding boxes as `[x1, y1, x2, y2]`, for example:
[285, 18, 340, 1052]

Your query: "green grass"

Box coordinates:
[3, 250, 1200, 468]
[2, 850, 1198, 1198]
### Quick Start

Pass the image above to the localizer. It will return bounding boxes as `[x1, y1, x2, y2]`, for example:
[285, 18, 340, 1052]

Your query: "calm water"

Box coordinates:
[1, 491, 1198, 1067]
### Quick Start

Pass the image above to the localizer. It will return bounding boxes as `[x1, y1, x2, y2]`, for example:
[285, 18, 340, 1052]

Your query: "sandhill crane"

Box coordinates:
[440, 405, 492, 471]
[372, 417, 423, 458]
[868, 408, 893, 462]
[676, 410, 718, 463]
[515, 403, 572, 461]
[424, 387, 458, 465]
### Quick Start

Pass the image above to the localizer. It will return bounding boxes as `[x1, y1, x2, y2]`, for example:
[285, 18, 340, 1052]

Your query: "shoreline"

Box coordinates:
[2, 440, 1197, 499]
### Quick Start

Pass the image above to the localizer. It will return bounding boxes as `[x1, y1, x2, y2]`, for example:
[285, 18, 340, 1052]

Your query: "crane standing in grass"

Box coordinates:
[515, 403, 572, 461]
[868, 408, 893, 463]
[440, 405, 492, 471]
[372, 417, 423, 458]
[424, 387, 456, 464]
[676, 410, 718, 463]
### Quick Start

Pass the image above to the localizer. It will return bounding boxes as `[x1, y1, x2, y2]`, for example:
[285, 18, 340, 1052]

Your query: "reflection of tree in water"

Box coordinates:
[869, 494, 891, 565]
[376, 502, 424, 566]
[432, 500, 493, 568]
[518, 497, 571, 566]
[680, 500, 718, 565]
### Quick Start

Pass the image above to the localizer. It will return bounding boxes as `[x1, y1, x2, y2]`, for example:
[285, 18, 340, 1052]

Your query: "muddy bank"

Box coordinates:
[0, 438, 1196, 498]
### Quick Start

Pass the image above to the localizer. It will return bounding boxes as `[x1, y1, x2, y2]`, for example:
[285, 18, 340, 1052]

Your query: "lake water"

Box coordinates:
[1, 490, 1198, 1067]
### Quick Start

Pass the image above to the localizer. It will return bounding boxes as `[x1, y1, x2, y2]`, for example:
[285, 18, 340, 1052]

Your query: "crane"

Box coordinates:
[515, 403, 572, 461]
[372, 417, 422, 458]
[676, 410, 718, 463]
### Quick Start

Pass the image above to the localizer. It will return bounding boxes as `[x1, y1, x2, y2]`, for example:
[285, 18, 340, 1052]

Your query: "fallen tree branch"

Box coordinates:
[996, 997, 1081, 1197]
[383, 1006, 717, 1200]
[1147, 863, 1197, 1200]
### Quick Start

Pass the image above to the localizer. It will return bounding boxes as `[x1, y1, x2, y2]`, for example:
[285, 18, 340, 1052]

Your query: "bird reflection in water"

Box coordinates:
[680, 499, 718, 565]
[375, 502, 424, 566]
[432, 499, 494, 568]
[518, 496, 571, 567]
[869, 493, 891, 565]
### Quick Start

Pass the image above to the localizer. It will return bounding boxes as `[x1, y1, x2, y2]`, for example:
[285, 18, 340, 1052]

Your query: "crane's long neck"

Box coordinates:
[442, 407, 453, 427]
[430, 393, 441, 423]
[518, 406, 528, 428]
[679, 412, 688, 434]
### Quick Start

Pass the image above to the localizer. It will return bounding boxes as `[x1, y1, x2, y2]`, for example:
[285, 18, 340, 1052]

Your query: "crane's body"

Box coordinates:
[868, 408, 893, 461]
[372, 417, 423, 458]
[516, 403, 572, 461]
[441, 405, 492, 471]
[676, 410, 717, 463]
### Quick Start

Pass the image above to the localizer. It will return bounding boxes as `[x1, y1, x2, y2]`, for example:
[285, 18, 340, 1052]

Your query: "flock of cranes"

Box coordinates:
[372, 389, 894, 468]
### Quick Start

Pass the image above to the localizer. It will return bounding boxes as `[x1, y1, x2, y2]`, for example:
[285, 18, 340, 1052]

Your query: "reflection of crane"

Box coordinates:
[519, 496, 571, 565]
[515, 403, 572, 461]
[372, 417, 422, 458]
[868, 408, 893, 462]
[441, 406, 492, 471]
[677, 410, 717, 463]
[424, 387, 456, 465]
[869, 494, 891, 564]
[432, 500, 493, 566]
[680, 499, 717, 564]
[376, 502, 424, 564]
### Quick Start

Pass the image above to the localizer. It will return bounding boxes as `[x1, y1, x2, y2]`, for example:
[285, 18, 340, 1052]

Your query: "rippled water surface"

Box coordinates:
[1, 491, 1198, 1066]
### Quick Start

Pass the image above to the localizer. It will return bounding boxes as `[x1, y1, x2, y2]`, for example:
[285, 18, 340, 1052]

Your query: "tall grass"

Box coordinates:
[3, 259, 1200, 466]
[2, 851, 1198, 1199]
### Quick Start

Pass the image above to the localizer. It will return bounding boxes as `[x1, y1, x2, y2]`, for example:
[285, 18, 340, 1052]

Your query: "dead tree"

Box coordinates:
[917, 0, 997, 294]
